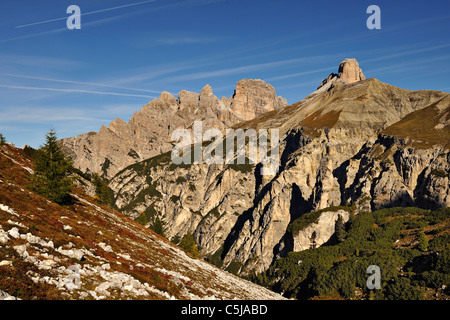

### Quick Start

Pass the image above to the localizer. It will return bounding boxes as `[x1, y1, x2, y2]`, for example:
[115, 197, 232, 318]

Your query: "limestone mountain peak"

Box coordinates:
[55, 61, 450, 295]
[338, 58, 366, 84]
[60, 78, 287, 179]
[230, 78, 287, 121]
[110, 77, 450, 276]
[317, 58, 366, 90]
[200, 84, 214, 96]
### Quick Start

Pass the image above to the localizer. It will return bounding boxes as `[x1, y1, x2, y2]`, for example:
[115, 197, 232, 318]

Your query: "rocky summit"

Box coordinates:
[317, 58, 366, 91]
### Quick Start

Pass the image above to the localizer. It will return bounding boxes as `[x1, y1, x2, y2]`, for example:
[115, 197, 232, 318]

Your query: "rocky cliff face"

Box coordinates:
[110, 157, 257, 258]
[60, 80, 287, 180]
[219, 74, 449, 273]
[106, 59, 449, 275]
[230, 79, 288, 120]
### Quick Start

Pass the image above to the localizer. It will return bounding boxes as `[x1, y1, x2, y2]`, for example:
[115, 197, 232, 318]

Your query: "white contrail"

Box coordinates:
[0, 84, 157, 99]
[266, 67, 335, 82]
[15, 0, 157, 28]
[0, 73, 161, 94]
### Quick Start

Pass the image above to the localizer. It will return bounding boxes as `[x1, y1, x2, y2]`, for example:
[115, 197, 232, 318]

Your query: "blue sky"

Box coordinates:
[0, 0, 449, 148]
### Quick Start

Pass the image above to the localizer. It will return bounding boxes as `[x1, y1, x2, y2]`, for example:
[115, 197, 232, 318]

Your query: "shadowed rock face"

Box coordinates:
[107, 59, 450, 275]
[60, 79, 287, 179]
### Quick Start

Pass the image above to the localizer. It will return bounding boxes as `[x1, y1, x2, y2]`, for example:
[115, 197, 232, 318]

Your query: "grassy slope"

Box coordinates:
[382, 99, 450, 149]
[0, 144, 282, 300]
[0, 145, 185, 299]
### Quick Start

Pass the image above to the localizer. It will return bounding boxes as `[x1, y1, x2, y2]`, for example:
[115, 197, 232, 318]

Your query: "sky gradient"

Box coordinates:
[0, 0, 449, 148]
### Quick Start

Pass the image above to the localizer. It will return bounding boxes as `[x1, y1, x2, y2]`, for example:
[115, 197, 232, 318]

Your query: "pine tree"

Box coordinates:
[417, 233, 429, 252]
[335, 214, 347, 242]
[31, 129, 74, 204]
[0, 133, 6, 145]
[178, 232, 199, 258]
[310, 231, 317, 249]
[150, 217, 166, 237]
[92, 173, 114, 206]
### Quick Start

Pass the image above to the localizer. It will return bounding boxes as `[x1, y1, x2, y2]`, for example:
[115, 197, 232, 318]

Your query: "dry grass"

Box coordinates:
[0, 144, 187, 299]
[299, 109, 342, 137]
[383, 103, 450, 149]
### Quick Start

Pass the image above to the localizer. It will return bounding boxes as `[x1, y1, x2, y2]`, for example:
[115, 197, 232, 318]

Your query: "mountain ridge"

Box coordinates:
[105, 59, 449, 275]
[60, 79, 287, 180]
[2, 57, 449, 300]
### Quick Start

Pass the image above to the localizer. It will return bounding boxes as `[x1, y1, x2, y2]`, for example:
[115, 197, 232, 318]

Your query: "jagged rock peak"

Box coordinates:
[60, 78, 287, 179]
[234, 79, 278, 96]
[159, 91, 177, 104]
[231, 79, 287, 120]
[317, 58, 366, 90]
[108, 118, 128, 133]
[200, 84, 214, 96]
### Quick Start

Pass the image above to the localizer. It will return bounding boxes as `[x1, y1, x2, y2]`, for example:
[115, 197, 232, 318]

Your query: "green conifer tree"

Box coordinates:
[417, 233, 429, 252]
[31, 129, 74, 204]
[178, 232, 200, 258]
[0, 133, 6, 145]
[335, 214, 347, 242]
[92, 173, 114, 206]
[150, 217, 166, 237]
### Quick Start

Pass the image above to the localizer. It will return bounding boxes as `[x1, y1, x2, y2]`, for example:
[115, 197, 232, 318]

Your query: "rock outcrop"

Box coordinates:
[338, 58, 366, 84]
[61, 80, 287, 179]
[317, 58, 366, 91]
[291, 209, 350, 252]
[230, 79, 288, 121]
